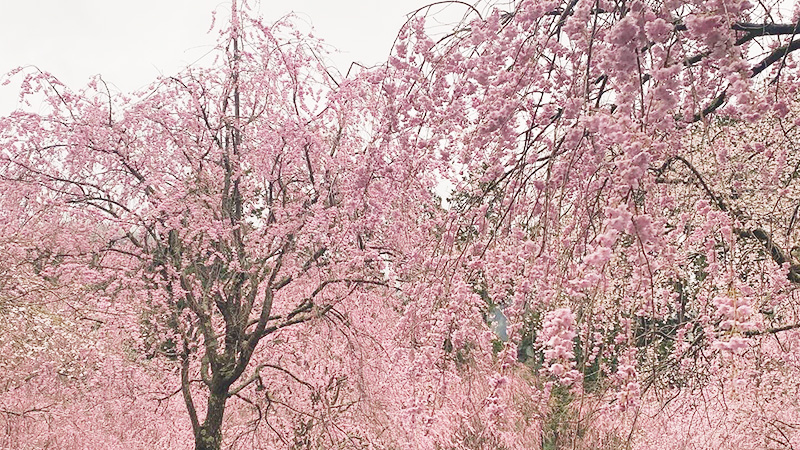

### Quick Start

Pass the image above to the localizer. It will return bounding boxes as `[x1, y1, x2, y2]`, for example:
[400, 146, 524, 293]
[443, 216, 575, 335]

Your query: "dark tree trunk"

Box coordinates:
[195, 392, 228, 450]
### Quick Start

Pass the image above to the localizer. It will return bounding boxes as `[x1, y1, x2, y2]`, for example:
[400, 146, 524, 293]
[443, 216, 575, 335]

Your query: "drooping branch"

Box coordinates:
[655, 156, 800, 283]
[522, 4, 800, 122]
[689, 22, 800, 120]
[655, 156, 729, 212]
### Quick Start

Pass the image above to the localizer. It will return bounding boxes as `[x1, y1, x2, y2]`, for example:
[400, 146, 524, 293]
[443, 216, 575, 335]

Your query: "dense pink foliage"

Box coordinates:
[2, 0, 800, 449]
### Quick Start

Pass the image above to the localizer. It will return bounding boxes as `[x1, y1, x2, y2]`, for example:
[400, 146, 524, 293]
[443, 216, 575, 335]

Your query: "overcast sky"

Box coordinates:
[0, 0, 473, 113]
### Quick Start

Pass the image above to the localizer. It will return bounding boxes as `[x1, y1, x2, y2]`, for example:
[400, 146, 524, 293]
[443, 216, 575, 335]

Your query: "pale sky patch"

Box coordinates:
[0, 0, 473, 113]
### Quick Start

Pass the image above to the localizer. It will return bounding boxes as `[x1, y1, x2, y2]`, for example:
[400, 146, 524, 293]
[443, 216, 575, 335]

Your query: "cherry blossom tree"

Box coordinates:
[0, 3, 440, 449]
[378, 0, 800, 447]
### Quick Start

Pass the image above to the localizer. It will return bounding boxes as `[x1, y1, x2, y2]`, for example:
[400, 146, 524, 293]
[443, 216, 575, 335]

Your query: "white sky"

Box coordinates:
[0, 0, 474, 113]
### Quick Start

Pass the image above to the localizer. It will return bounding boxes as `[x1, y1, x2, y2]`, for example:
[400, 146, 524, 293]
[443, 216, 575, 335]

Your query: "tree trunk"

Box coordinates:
[195, 392, 227, 450]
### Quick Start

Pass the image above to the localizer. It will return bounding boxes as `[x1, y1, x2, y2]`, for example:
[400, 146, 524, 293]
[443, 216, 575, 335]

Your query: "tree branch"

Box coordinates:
[228, 363, 313, 397]
[745, 323, 800, 336]
[180, 347, 201, 435]
[655, 156, 800, 283]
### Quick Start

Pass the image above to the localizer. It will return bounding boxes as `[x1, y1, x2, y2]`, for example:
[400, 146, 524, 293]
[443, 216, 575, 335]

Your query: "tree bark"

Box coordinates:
[195, 391, 228, 450]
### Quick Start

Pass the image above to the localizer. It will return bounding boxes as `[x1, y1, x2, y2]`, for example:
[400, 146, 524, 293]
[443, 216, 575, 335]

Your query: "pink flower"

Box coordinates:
[645, 18, 672, 43]
[585, 246, 612, 266]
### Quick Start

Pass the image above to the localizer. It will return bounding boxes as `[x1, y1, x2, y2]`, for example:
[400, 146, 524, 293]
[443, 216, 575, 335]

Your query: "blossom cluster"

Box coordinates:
[538, 308, 582, 387]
